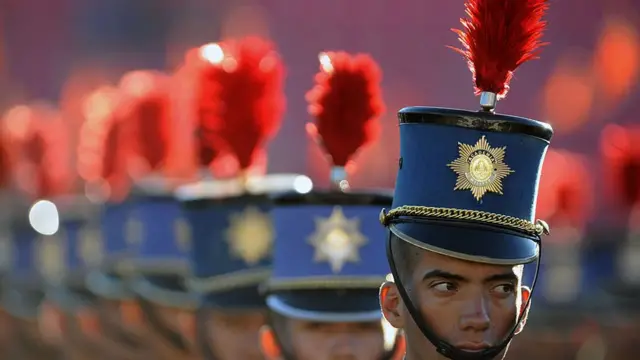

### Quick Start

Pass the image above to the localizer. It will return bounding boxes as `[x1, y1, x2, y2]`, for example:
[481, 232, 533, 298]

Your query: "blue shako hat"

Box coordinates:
[176, 174, 311, 310]
[38, 196, 98, 312]
[128, 177, 197, 309]
[85, 200, 134, 300]
[264, 190, 392, 322]
[378, 108, 553, 360]
[380, 107, 553, 264]
[2, 201, 45, 319]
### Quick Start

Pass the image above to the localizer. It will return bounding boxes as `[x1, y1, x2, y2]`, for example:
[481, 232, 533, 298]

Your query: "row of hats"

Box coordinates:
[0, 35, 639, 316]
[0, 39, 394, 322]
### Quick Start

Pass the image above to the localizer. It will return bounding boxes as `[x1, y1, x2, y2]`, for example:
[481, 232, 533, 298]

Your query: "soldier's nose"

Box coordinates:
[459, 296, 491, 331]
[330, 334, 358, 359]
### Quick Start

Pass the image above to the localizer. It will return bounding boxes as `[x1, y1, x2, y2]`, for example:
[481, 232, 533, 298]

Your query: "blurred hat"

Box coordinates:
[177, 174, 309, 309]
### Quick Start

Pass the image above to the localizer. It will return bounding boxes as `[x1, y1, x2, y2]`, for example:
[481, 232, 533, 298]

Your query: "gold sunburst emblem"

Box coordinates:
[0, 233, 13, 271]
[36, 234, 66, 283]
[78, 225, 104, 267]
[447, 136, 514, 201]
[174, 218, 191, 253]
[225, 206, 273, 265]
[308, 206, 367, 274]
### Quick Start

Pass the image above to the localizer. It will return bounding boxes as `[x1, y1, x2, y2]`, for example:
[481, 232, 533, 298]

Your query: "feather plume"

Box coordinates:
[3, 104, 71, 199]
[119, 70, 172, 178]
[77, 87, 131, 202]
[451, 0, 549, 99]
[601, 125, 640, 208]
[0, 131, 11, 189]
[536, 149, 593, 227]
[306, 51, 384, 167]
[197, 37, 286, 171]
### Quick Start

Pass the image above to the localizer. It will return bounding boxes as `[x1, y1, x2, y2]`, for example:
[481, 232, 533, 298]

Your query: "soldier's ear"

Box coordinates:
[380, 281, 404, 329]
[119, 299, 144, 328]
[177, 310, 197, 348]
[515, 286, 531, 335]
[38, 302, 64, 344]
[259, 324, 282, 360]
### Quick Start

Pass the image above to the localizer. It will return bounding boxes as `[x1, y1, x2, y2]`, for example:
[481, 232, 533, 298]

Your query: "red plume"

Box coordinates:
[178, 50, 223, 170]
[306, 51, 384, 167]
[4, 104, 71, 199]
[451, 0, 549, 99]
[77, 86, 131, 202]
[119, 70, 172, 178]
[197, 37, 286, 171]
[0, 131, 11, 189]
[600, 124, 640, 208]
[536, 149, 593, 228]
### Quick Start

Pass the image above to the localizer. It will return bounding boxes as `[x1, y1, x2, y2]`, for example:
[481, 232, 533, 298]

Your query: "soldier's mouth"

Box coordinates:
[454, 342, 491, 351]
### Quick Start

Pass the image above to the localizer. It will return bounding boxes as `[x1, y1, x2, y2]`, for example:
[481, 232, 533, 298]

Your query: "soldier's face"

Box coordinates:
[277, 318, 386, 360]
[381, 251, 530, 360]
[205, 309, 266, 360]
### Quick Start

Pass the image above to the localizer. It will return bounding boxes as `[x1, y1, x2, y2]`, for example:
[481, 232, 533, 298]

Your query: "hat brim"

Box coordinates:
[85, 270, 132, 300]
[201, 285, 266, 310]
[131, 275, 197, 309]
[390, 220, 539, 265]
[267, 289, 382, 323]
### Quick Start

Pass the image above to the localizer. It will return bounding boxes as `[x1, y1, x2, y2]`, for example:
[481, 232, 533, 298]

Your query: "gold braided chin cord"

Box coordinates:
[379, 205, 550, 237]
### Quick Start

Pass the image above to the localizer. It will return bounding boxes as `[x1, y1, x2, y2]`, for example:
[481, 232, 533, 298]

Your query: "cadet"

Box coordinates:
[116, 69, 202, 360]
[2, 199, 62, 360]
[378, 1, 552, 359]
[175, 36, 288, 360]
[78, 84, 145, 349]
[258, 49, 403, 360]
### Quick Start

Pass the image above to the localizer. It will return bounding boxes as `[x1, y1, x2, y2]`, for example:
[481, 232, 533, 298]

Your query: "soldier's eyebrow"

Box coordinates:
[421, 270, 467, 283]
[421, 270, 518, 284]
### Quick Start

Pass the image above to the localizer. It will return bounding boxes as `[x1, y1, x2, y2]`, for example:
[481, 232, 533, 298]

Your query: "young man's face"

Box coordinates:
[381, 250, 530, 360]
[264, 317, 387, 360]
[205, 308, 267, 360]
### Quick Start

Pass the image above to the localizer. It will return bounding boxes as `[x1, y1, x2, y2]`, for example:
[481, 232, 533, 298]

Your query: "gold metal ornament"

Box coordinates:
[225, 206, 273, 265]
[308, 206, 367, 274]
[447, 136, 514, 201]
[126, 215, 143, 247]
[36, 233, 66, 283]
[0, 233, 13, 271]
[174, 218, 191, 253]
[78, 224, 104, 267]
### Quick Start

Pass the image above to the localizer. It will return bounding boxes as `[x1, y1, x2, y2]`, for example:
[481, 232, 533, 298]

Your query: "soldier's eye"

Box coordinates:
[491, 284, 515, 295]
[432, 282, 457, 293]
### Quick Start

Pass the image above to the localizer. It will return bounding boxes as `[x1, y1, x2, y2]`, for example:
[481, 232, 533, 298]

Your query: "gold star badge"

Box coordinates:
[447, 136, 514, 202]
[79, 224, 103, 267]
[36, 234, 66, 284]
[0, 233, 13, 271]
[308, 206, 367, 274]
[225, 206, 273, 265]
[174, 218, 192, 253]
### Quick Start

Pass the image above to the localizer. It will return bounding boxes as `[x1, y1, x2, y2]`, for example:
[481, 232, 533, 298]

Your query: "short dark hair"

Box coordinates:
[389, 233, 422, 288]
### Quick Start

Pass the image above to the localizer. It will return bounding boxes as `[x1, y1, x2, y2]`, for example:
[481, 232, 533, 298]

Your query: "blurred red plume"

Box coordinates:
[451, 0, 549, 99]
[196, 37, 286, 172]
[77, 86, 130, 202]
[306, 51, 384, 167]
[0, 129, 11, 189]
[118, 70, 172, 179]
[600, 124, 640, 208]
[536, 149, 593, 228]
[2, 104, 71, 199]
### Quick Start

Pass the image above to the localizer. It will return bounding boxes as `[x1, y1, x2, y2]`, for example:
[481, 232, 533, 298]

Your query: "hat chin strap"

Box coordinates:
[385, 232, 541, 360]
